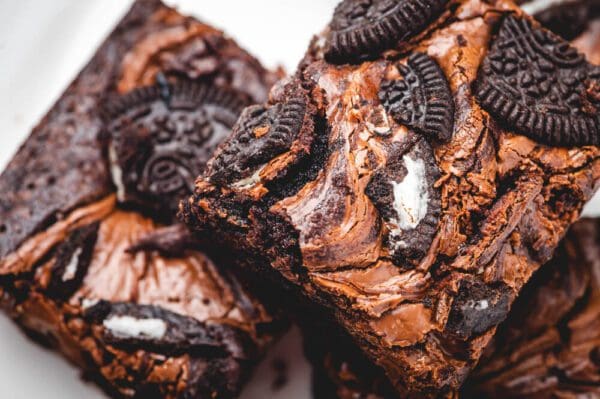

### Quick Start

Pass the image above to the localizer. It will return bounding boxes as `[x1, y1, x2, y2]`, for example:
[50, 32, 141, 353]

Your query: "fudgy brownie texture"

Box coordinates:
[182, 0, 600, 396]
[0, 1, 282, 398]
[303, 8, 600, 398]
[306, 219, 600, 399]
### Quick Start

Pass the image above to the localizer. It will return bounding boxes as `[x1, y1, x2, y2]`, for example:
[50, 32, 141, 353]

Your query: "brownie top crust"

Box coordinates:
[306, 9, 600, 399]
[183, 0, 600, 396]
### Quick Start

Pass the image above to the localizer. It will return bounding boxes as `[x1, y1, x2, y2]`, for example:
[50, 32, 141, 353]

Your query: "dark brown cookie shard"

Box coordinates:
[46, 222, 99, 300]
[126, 223, 197, 257]
[84, 301, 242, 357]
[208, 81, 314, 186]
[379, 52, 455, 142]
[445, 278, 511, 340]
[103, 81, 249, 219]
[475, 15, 600, 146]
[365, 138, 441, 266]
[325, 0, 449, 63]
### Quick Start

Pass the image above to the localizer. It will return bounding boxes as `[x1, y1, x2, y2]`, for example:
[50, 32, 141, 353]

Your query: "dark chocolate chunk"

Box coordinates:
[47, 223, 99, 300]
[475, 15, 600, 146]
[533, 0, 593, 41]
[379, 52, 455, 142]
[325, 0, 449, 63]
[446, 279, 511, 340]
[208, 81, 313, 185]
[103, 81, 249, 219]
[84, 301, 240, 357]
[126, 223, 197, 257]
[365, 138, 441, 266]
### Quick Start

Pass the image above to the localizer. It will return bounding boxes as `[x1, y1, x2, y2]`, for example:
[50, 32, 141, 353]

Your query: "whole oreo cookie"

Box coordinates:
[379, 52, 455, 142]
[475, 15, 600, 147]
[103, 81, 249, 219]
[325, 0, 449, 63]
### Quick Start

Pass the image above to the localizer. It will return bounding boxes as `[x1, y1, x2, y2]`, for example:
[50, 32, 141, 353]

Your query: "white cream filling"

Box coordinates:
[108, 143, 126, 202]
[391, 155, 429, 231]
[62, 247, 82, 282]
[103, 316, 167, 340]
[81, 298, 100, 310]
[231, 165, 265, 189]
[464, 299, 490, 311]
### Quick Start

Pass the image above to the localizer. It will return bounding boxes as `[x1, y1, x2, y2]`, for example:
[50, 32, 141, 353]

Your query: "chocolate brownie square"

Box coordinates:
[182, 0, 600, 396]
[304, 9, 600, 398]
[0, 0, 283, 397]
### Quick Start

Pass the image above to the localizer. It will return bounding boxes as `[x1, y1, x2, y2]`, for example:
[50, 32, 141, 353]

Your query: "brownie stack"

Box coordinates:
[1, 0, 600, 398]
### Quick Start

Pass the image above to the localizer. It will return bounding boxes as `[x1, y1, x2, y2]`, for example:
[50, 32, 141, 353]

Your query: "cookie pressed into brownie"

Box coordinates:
[0, 0, 283, 397]
[182, 0, 600, 396]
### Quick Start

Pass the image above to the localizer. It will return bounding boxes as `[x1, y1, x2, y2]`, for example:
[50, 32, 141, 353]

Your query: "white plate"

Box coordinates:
[0, 1, 597, 398]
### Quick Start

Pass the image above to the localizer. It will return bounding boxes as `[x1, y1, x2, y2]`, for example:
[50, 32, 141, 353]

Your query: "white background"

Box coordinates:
[0, 1, 596, 398]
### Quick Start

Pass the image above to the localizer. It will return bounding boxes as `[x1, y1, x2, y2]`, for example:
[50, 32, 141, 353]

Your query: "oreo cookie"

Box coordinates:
[47, 223, 99, 300]
[84, 301, 245, 358]
[365, 138, 441, 267]
[475, 15, 600, 147]
[103, 81, 249, 219]
[379, 52, 455, 142]
[208, 81, 314, 187]
[530, 0, 594, 41]
[325, 0, 449, 63]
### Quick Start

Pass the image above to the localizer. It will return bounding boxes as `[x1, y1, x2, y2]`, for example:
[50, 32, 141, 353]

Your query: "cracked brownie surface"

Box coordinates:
[0, 0, 282, 397]
[303, 8, 600, 398]
[462, 218, 600, 398]
[182, 0, 600, 396]
[306, 219, 600, 399]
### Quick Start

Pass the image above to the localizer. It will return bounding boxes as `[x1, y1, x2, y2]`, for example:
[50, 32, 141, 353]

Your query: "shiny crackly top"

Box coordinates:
[186, 0, 600, 395]
[465, 218, 600, 398]
[304, 15, 600, 399]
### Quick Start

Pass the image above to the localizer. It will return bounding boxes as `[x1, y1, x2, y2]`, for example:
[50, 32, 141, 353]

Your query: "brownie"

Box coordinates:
[303, 9, 600, 399]
[0, 1, 282, 398]
[182, 0, 600, 396]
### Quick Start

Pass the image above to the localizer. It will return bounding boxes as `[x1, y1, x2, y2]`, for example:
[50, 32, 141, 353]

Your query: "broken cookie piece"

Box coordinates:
[0, 1, 281, 398]
[182, 0, 600, 396]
